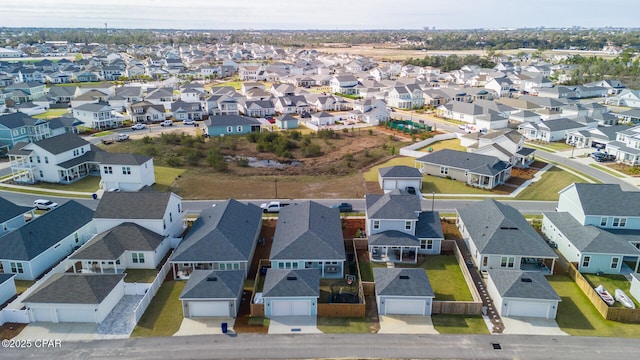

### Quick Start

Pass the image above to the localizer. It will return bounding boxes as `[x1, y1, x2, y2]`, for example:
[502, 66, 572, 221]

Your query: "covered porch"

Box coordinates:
[369, 231, 420, 264]
[8, 154, 36, 183]
[57, 159, 100, 184]
[70, 259, 126, 274]
[172, 261, 247, 280]
[515, 147, 536, 168]
[520, 257, 556, 275]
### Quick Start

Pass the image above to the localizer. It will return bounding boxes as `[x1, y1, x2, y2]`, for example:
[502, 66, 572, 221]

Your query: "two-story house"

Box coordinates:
[461, 129, 536, 168]
[605, 125, 640, 165]
[0, 113, 51, 151]
[72, 102, 122, 130]
[129, 101, 167, 123]
[330, 75, 359, 95]
[171, 100, 203, 121]
[386, 84, 424, 109]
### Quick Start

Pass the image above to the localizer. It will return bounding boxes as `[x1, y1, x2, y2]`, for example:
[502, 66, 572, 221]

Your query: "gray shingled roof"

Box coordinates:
[30, 133, 90, 155]
[457, 199, 556, 258]
[23, 274, 125, 304]
[70, 222, 165, 260]
[270, 201, 345, 261]
[366, 190, 421, 220]
[262, 268, 320, 298]
[179, 270, 245, 300]
[94, 152, 152, 166]
[374, 268, 434, 297]
[0, 197, 32, 224]
[171, 199, 262, 262]
[204, 114, 262, 127]
[369, 230, 419, 247]
[0, 112, 46, 129]
[569, 183, 640, 217]
[94, 191, 173, 220]
[488, 269, 560, 301]
[416, 149, 510, 177]
[416, 212, 444, 239]
[0, 201, 94, 261]
[543, 212, 640, 255]
[378, 165, 422, 179]
[0, 273, 15, 285]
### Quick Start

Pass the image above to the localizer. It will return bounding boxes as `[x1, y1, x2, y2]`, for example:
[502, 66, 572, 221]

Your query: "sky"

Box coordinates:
[1, 0, 639, 30]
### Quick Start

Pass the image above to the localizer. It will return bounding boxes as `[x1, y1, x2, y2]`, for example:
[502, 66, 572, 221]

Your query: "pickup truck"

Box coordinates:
[260, 201, 290, 213]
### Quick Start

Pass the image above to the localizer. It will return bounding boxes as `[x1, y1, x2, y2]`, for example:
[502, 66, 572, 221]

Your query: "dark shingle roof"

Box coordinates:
[94, 191, 174, 220]
[70, 223, 165, 260]
[0, 201, 94, 261]
[179, 270, 245, 300]
[270, 201, 345, 261]
[94, 152, 152, 166]
[204, 114, 262, 127]
[415, 212, 444, 239]
[23, 274, 125, 304]
[378, 165, 422, 179]
[416, 149, 510, 177]
[488, 269, 560, 301]
[569, 183, 640, 217]
[369, 230, 419, 247]
[31, 133, 90, 155]
[0, 197, 32, 224]
[366, 190, 421, 220]
[262, 268, 320, 298]
[374, 268, 434, 297]
[0, 273, 15, 285]
[171, 199, 262, 262]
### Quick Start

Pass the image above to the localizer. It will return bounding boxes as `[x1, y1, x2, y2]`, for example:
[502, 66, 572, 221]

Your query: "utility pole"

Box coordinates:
[274, 177, 278, 198]
[432, 192, 435, 212]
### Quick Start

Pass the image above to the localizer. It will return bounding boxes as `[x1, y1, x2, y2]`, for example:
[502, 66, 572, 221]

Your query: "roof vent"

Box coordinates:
[399, 275, 410, 280]
[500, 226, 518, 230]
[521, 277, 532, 283]
[286, 276, 297, 281]
[207, 277, 217, 281]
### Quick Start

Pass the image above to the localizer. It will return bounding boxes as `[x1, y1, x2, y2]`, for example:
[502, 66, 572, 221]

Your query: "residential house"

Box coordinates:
[273, 96, 310, 115]
[310, 111, 337, 126]
[415, 149, 511, 189]
[518, 118, 593, 142]
[0, 201, 95, 280]
[47, 85, 76, 104]
[171, 100, 203, 121]
[606, 125, 640, 165]
[45, 115, 83, 137]
[170, 199, 262, 279]
[365, 190, 444, 263]
[617, 109, 640, 124]
[386, 84, 424, 109]
[461, 129, 536, 168]
[542, 183, 640, 274]
[204, 115, 262, 137]
[485, 78, 514, 98]
[565, 124, 628, 150]
[262, 268, 320, 317]
[93, 190, 184, 238]
[205, 94, 241, 116]
[72, 102, 122, 130]
[179, 270, 245, 318]
[486, 270, 561, 319]
[586, 79, 625, 95]
[330, 75, 359, 95]
[0, 197, 34, 236]
[456, 199, 557, 272]
[0, 112, 51, 150]
[96, 151, 155, 192]
[129, 101, 167, 123]
[606, 89, 640, 108]
[373, 268, 435, 316]
[240, 100, 275, 118]
[270, 201, 346, 278]
[275, 114, 299, 129]
[145, 87, 175, 111]
[5, 82, 46, 104]
[378, 165, 422, 193]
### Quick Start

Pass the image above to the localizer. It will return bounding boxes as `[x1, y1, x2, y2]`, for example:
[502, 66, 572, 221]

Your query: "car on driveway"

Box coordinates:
[405, 186, 417, 195]
[330, 202, 353, 212]
[591, 152, 615, 162]
[34, 199, 58, 210]
[131, 123, 147, 130]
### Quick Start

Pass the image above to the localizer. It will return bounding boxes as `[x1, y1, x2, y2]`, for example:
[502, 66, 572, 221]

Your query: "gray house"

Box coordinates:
[171, 199, 263, 279]
[486, 269, 561, 319]
[377, 165, 422, 193]
[270, 201, 345, 278]
[415, 149, 511, 189]
[262, 268, 320, 317]
[374, 268, 434, 316]
[179, 270, 245, 318]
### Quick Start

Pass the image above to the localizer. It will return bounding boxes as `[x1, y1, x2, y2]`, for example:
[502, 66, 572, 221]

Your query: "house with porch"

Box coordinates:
[170, 199, 262, 279]
[240, 100, 275, 118]
[603, 125, 640, 165]
[365, 190, 443, 263]
[517, 118, 593, 142]
[386, 84, 425, 109]
[330, 74, 359, 95]
[565, 125, 629, 150]
[461, 129, 536, 169]
[171, 100, 203, 121]
[415, 149, 511, 190]
[0, 112, 51, 151]
[456, 199, 558, 273]
[606, 89, 640, 108]
[72, 102, 122, 130]
[129, 101, 167, 123]
[270, 201, 345, 278]
[0, 201, 95, 280]
[204, 115, 262, 137]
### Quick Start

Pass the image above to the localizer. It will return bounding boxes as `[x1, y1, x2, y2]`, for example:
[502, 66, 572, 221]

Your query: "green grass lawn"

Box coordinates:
[124, 269, 159, 283]
[515, 166, 587, 201]
[582, 273, 640, 309]
[131, 280, 185, 337]
[317, 317, 372, 334]
[92, 131, 116, 138]
[26, 176, 101, 193]
[399, 255, 473, 301]
[358, 260, 387, 282]
[362, 157, 415, 181]
[152, 166, 186, 192]
[590, 164, 625, 178]
[525, 143, 557, 153]
[32, 108, 71, 119]
[211, 81, 243, 90]
[431, 314, 489, 334]
[417, 138, 465, 153]
[14, 280, 36, 295]
[548, 275, 640, 337]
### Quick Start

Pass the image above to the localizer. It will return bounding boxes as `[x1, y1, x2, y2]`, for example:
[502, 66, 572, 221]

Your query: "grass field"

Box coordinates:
[317, 317, 373, 334]
[32, 108, 71, 119]
[582, 273, 640, 309]
[25, 176, 101, 193]
[123, 269, 159, 283]
[416, 138, 465, 153]
[14, 280, 36, 295]
[515, 166, 587, 201]
[152, 166, 186, 192]
[590, 164, 625, 178]
[399, 255, 473, 301]
[431, 315, 489, 334]
[131, 280, 185, 337]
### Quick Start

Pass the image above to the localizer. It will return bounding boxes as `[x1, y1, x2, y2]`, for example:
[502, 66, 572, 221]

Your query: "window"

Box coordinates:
[440, 166, 449, 175]
[405, 221, 412, 230]
[10, 262, 24, 274]
[582, 256, 591, 268]
[600, 217, 608, 227]
[611, 257, 620, 269]
[500, 256, 515, 268]
[227, 126, 233, 133]
[36, 156, 41, 163]
[163, 219, 166, 230]
[426, 240, 433, 250]
[39, 171, 43, 178]
[122, 167, 131, 175]
[132, 253, 145, 264]
[178, 204, 181, 213]
[169, 213, 173, 222]
[483, 257, 488, 267]
[44, 156, 49, 164]
[612, 217, 626, 227]
[237, 125, 243, 132]
[103, 166, 113, 174]
[373, 220, 380, 230]
[74, 233, 79, 243]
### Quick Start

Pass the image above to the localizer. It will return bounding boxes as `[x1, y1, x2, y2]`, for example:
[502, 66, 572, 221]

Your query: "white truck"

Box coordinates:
[260, 201, 291, 213]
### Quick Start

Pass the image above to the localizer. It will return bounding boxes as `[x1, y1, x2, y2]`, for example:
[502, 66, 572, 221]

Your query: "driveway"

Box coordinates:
[267, 316, 321, 334]
[14, 323, 99, 342]
[95, 295, 144, 338]
[501, 316, 569, 336]
[173, 317, 236, 336]
[377, 315, 439, 334]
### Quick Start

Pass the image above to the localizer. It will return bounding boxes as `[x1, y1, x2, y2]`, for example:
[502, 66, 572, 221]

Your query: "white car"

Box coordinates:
[160, 120, 173, 127]
[34, 199, 58, 210]
[115, 134, 129, 142]
[131, 123, 147, 130]
[182, 119, 195, 125]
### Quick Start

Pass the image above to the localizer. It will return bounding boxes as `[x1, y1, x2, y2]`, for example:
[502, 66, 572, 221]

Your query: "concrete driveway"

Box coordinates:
[501, 317, 569, 336]
[173, 317, 236, 336]
[268, 316, 321, 334]
[377, 315, 439, 334]
[14, 323, 99, 342]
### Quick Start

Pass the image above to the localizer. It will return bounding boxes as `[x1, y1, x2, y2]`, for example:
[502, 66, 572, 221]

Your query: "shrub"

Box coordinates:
[166, 156, 182, 167]
[301, 143, 322, 157]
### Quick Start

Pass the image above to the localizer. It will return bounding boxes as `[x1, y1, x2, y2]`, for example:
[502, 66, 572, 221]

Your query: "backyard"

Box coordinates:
[515, 166, 589, 201]
[130, 280, 185, 337]
[398, 255, 474, 301]
[124, 269, 160, 283]
[582, 273, 640, 309]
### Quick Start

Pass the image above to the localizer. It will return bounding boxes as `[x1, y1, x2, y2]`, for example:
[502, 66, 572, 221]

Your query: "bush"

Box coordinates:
[301, 143, 322, 157]
[141, 145, 158, 156]
[166, 156, 183, 167]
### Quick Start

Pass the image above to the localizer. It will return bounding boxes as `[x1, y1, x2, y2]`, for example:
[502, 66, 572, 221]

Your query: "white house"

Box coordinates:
[72, 102, 122, 130]
[377, 165, 422, 193]
[0, 197, 35, 236]
[0, 274, 17, 306]
[486, 270, 560, 319]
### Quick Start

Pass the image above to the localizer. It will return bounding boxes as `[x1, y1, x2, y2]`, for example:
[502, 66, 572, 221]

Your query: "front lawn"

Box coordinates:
[130, 280, 185, 337]
[32, 108, 71, 119]
[317, 317, 372, 334]
[582, 273, 639, 309]
[431, 314, 489, 334]
[399, 255, 473, 301]
[124, 269, 159, 283]
[152, 166, 185, 192]
[362, 156, 415, 182]
[417, 138, 465, 153]
[548, 275, 640, 337]
[515, 166, 587, 201]
[26, 176, 101, 193]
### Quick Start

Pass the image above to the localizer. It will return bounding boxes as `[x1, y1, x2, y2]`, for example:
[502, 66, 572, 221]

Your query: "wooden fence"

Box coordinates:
[318, 303, 365, 317]
[432, 301, 483, 315]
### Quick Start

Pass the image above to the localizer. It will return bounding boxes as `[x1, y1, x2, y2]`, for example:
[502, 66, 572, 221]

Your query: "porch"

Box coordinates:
[370, 246, 418, 264]
[57, 161, 100, 184]
[520, 257, 555, 275]
[70, 260, 126, 274]
[515, 148, 536, 168]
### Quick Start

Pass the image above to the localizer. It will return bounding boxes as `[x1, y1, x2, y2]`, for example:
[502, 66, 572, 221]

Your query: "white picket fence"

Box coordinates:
[124, 282, 151, 296]
[132, 257, 172, 325]
[0, 308, 29, 326]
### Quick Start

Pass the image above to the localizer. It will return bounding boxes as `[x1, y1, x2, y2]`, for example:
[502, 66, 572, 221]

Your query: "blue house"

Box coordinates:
[0, 113, 51, 151]
[275, 114, 299, 129]
[204, 115, 262, 137]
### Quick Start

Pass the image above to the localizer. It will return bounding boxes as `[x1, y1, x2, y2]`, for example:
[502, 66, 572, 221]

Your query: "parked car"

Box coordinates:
[591, 152, 615, 162]
[160, 120, 173, 127]
[182, 119, 195, 125]
[34, 199, 58, 211]
[405, 186, 417, 195]
[260, 201, 291, 213]
[131, 123, 147, 130]
[115, 134, 129, 142]
[331, 202, 353, 212]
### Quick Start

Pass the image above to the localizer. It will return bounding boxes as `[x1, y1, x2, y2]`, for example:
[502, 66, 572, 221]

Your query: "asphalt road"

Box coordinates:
[2, 333, 640, 360]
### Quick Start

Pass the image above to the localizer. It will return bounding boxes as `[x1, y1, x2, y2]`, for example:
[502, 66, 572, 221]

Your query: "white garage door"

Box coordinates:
[189, 301, 230, 317]
[271, 300, 311, 316]
[385, 299, 425, 315]
[382, 179, 396, 191]
[57, 308, 96, 323]
[507, 300, 550, 318]
[31, 308, 55, 322]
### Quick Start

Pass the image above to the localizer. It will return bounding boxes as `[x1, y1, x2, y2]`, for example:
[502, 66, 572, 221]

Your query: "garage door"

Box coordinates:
[397, 180, 419, 190]
[31, 308, 56, 322]
[385, 299, 425, 315]
[271, 300, 311, 316]
[507, 300, 550, 318]
[383, 180, 396, 191]
[188, 301, 230, 317]
[57, 308, 96, 323]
